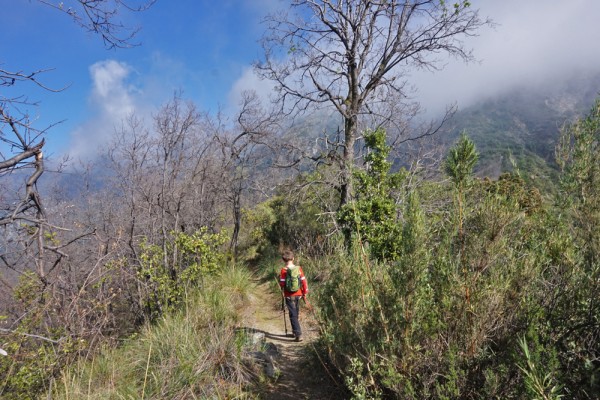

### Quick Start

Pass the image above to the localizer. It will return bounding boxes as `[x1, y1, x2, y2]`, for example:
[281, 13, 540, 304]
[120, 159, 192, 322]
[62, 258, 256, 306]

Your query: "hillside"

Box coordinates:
[272, 71, 600, 195]
[441, 71, 600, 187]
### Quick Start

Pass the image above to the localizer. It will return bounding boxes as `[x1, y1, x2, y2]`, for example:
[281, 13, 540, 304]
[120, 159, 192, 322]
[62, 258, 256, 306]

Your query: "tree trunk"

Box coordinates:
[340, 114, 357, 207]
[230, 191, 241, 257]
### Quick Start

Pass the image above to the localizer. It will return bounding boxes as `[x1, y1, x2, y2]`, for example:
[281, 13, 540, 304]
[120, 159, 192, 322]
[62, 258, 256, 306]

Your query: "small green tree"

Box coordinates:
[445, 131, 478, 223]
[338, 128, 406, 261]
[444, 132, 478, 309]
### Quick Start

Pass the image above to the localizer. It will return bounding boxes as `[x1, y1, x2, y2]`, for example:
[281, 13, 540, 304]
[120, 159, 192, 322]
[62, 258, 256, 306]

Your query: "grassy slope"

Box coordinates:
[53, 266, 257, 399]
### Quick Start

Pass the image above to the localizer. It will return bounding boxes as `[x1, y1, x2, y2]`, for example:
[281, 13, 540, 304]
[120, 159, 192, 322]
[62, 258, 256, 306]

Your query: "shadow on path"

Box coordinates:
[235, 326, 297, 343]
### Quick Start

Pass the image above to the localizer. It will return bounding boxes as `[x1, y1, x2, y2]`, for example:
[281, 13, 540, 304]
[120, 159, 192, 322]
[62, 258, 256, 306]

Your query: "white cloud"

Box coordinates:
[67, 60, 139, 161]
[233, 0, 600, 120]
[228, 66, 277, 111]
[90, 60, 135, 118]
[412, 0, 600, 116]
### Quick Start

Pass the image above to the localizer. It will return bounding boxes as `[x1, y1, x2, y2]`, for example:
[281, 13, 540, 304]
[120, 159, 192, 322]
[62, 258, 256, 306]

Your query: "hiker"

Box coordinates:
[279, 250, 308, 342]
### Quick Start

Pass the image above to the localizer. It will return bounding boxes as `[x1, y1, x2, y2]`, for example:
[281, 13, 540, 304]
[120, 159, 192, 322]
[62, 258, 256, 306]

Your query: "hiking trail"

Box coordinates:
[239, 279, 345, 399]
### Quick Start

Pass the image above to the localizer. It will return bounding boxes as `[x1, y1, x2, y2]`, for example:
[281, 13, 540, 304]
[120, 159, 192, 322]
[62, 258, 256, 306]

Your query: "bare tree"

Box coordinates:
[0, 0, 156, 282]
[217, 91, 280, 255]
[102, 95, 241, 318]
[257, 0, 490, 207]
[0, 0, 155, 377]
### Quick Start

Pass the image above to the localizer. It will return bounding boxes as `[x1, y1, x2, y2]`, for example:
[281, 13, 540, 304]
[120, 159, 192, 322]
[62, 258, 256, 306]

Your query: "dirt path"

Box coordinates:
[239, 280, 346, 400]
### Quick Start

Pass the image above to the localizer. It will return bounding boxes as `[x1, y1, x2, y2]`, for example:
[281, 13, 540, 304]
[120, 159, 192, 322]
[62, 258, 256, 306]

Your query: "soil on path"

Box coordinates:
[239, 279, 347, 400]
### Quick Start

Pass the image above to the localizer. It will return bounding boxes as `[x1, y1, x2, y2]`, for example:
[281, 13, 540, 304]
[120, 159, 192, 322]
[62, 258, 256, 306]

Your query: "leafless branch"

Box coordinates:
[36, 0, 157, 49]
[0, 328, 62, 344]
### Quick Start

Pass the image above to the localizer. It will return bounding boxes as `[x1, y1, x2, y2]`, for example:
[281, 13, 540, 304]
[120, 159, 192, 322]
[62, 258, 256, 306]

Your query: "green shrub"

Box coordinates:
[316, 136, 565, 398]
[137, 228, 228, 320]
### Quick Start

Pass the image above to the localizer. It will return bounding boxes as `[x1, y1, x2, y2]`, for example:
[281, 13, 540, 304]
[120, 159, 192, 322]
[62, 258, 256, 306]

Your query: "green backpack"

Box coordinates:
[285, 266, 301, 292]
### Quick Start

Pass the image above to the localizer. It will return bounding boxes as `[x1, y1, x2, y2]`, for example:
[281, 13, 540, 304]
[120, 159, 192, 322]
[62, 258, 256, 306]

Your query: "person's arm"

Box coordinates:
[300, 267, 308, 296]
[279, 268, 286, 291]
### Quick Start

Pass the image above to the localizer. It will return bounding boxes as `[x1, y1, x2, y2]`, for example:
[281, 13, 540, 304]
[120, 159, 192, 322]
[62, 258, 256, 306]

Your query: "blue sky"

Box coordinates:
[1, 0, 282, 160]
[3, 0, 600, 161]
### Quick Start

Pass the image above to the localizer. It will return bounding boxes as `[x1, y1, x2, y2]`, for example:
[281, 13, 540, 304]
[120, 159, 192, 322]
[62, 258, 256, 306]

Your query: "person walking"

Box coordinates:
[279, 250, 308, 342]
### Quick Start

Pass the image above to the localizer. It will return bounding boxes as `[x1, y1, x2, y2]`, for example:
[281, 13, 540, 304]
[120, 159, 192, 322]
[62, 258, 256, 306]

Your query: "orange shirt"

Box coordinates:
[279, 265, 308, 297]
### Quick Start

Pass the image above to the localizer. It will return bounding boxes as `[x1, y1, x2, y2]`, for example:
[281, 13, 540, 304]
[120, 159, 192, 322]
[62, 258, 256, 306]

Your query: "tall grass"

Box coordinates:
[52, 265, 258, 399]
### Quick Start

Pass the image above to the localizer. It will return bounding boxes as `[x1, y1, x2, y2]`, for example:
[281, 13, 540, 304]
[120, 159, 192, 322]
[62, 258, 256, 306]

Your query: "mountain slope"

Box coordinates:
[440, 71, 600, 189]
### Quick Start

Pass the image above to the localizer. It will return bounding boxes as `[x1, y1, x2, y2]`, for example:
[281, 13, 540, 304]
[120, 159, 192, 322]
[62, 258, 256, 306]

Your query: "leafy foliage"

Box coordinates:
[0, 273, 88, 399]
[235, 202, 277, 261]
[137, 228, 228, 320]
[518, 337, 564, 400]
[262, 170, 337, 257]
[338, 129, 406, 261]
[553, 98, 600, 396]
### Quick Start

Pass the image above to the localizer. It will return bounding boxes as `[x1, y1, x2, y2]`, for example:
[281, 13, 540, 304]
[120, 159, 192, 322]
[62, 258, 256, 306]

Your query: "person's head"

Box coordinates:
[281, 249, 294, 262]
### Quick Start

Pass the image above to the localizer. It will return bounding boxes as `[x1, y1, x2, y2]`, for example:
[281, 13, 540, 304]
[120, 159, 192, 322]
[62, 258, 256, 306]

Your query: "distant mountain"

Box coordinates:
[280, 71, 600, 194]
[441, 71, 600, 190]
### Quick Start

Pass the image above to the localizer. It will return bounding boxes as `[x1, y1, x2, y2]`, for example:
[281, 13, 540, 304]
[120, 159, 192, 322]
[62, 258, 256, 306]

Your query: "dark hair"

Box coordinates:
[281, 249, 294, 262]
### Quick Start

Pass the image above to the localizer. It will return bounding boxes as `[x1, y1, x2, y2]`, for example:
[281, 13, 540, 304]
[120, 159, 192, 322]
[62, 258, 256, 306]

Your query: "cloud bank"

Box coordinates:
[412, 0, 600, 116]
[67, 0, 600, 162]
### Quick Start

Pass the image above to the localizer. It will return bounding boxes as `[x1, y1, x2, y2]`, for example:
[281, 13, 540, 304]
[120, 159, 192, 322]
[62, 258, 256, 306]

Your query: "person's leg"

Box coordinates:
[285, 296, 302, 339]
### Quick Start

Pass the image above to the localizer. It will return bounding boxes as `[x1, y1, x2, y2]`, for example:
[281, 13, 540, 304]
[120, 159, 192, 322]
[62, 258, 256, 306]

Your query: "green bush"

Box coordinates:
[316, 133, 571, 398]
[338, 128, 406, 261]
[137, 228, 228, 320]
[553, 98, 600, 397]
